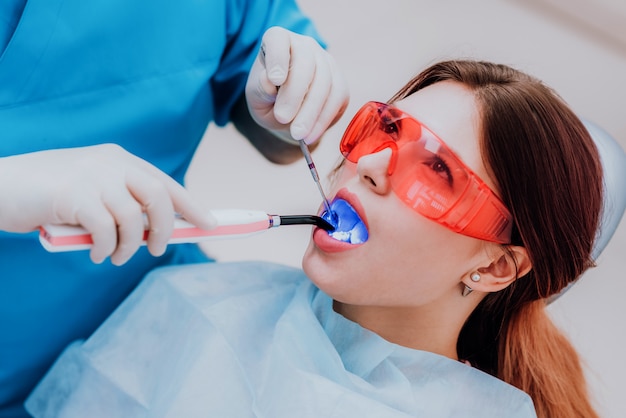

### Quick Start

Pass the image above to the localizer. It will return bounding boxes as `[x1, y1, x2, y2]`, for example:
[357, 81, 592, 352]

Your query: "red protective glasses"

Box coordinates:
[340, 101, 513, 244]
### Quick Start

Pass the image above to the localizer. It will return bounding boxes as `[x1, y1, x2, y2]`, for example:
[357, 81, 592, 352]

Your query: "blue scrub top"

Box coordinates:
[0, 0, 322, 413]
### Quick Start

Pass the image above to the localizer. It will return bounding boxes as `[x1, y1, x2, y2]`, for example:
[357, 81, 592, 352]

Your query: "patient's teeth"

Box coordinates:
[322, 199, 368, 244]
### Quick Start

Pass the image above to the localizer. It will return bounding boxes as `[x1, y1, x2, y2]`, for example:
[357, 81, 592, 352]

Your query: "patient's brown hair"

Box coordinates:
[391, 60, 603, 418]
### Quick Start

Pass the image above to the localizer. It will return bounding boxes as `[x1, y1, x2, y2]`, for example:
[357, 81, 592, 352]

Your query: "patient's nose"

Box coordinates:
[356, 148, 393, 195]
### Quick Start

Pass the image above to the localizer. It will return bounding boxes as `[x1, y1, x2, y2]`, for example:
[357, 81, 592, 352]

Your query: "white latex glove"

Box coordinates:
[0, 144, 215, 265]
[245, 26, 349, 145]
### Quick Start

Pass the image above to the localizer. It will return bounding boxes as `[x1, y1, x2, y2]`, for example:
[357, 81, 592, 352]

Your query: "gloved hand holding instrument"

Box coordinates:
[30, 27, 346, 260]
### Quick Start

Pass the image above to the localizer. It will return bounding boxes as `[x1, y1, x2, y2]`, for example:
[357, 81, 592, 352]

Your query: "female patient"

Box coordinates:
[26, 60, 602, 418]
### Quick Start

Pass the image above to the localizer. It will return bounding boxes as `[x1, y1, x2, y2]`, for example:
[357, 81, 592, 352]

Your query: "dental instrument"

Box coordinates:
[39, 209, 333, 252]
[299, 140, 336, 222]
[258, 44, 335, 223]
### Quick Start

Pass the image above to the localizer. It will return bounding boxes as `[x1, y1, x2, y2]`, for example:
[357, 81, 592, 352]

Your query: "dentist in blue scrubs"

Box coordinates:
[0, 0, 348, 415]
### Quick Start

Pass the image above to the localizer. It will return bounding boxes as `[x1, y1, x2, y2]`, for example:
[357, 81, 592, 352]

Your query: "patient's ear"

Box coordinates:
[467, 246, 532, 292]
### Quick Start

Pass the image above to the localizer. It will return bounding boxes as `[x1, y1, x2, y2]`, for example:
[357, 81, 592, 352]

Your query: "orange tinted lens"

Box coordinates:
[340, 103, 378, 161]
[391, 128, 471, 219]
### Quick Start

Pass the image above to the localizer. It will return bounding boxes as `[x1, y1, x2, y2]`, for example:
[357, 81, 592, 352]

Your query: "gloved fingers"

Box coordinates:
[48, 173, 121, 263]
[300, 61, 349, 143]
[244, 34, 281, 114]
[73, 202, 118, 265]
[251, 67, 279, 106]
[131, 153, 216, 232]
[285, 49, 333, 142]
[260, 26, 292, 86]
[112, 161, 214, 263]
[159, 173, 217, 232]
[105, 195, 145, 266]
[1, 144, 211, 265]
[244, 28, 349, 145]
[123, 167, 176, 260]
[245, 64, 280, 126]
[272, 36, 318, 126]
[75, 149, 206, 265]
[264, 28, 349, 143]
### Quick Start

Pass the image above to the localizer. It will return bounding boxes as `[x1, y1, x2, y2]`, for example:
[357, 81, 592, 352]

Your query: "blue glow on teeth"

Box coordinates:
[321, 199, 368, 244]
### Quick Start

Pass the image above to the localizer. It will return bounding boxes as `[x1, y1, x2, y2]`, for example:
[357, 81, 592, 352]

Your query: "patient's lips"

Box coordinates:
[321, 198, 369, 244]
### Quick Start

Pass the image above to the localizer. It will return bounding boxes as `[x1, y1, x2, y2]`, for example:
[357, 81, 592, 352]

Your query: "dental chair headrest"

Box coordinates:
[550, 120, 626, 301]
[585, 120, 626, 260]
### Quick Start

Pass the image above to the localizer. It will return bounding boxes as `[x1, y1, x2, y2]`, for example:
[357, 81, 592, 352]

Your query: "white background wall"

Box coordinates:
[186, 1, 626, 416]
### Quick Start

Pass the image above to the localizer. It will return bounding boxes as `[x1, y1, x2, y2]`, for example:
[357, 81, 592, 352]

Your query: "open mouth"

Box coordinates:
[321, 198, 369, 244]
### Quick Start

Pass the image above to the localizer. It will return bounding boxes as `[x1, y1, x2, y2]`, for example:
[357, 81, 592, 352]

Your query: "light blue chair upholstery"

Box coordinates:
[551, 120, 626, 301]
[585, 120, 626, 260]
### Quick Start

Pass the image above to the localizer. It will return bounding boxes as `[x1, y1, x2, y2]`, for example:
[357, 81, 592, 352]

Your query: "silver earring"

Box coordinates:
[471, 272, 481, 282]
[462, 285, 473, 297]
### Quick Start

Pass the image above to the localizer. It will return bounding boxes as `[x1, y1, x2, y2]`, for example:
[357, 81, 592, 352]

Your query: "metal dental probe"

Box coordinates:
[298, 140, 335, 220]
[258, 45, 335, 221]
